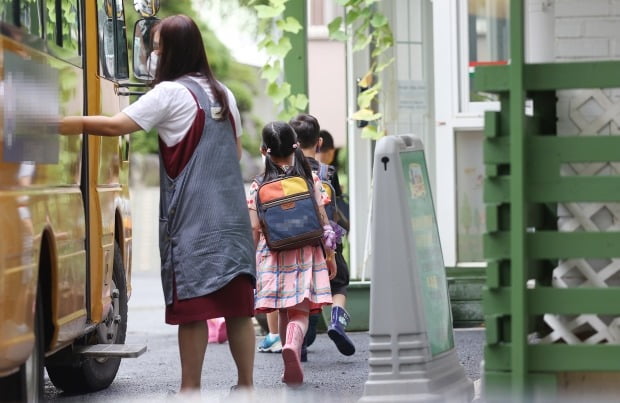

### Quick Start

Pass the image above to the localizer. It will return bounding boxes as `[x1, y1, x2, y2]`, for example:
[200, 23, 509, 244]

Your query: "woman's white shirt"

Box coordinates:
[123, 76, 242, 147]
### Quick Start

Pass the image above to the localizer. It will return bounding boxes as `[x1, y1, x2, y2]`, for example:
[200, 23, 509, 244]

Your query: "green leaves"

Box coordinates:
[341, 1, 394, 140]
[375, 57, 395, 73]
[352, 33, 372, 51]
[288, 93, 309, 111]
[357, 83, 380, 109]
[264, 37, 292, 59]
[370, 13, 387, 28]
[277, 16, 302, 33]
[278, 93, 308, 120]
[328, 17, 347, 41]
[254, 1, 309, 121]
[260, 61, 282, 82]
[361, 125, 385, 140]
[255, 4, 284, 18]
[267, 82, 290, 104]
[351, 108, 382, 122]
[253, 0, 393, 141]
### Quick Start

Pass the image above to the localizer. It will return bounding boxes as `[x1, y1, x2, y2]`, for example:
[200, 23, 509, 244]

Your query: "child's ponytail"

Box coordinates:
[262, 152, 283, 182]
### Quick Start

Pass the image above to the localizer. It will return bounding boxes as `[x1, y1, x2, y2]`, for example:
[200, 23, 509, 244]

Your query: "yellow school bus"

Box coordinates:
[0, 0, 154, 400]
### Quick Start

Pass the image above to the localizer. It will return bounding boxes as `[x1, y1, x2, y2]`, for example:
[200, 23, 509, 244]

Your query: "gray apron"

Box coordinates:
[158, 76, 255, 305]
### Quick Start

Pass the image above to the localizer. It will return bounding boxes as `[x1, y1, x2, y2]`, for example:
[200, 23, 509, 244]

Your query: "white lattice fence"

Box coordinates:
[541, 89, 620, 344]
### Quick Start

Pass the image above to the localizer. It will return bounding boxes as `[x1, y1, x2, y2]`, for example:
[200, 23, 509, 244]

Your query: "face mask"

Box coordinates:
[147, 51, 158, 79]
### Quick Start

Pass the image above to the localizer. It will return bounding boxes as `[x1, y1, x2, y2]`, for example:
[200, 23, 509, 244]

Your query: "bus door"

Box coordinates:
[86, 0, 131, 325]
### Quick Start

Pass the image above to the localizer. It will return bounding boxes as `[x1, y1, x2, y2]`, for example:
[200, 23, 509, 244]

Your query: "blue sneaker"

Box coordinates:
[257, 334, 282, 353]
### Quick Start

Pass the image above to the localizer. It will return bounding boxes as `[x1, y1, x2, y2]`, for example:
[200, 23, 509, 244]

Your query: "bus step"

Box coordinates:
[75, 344, 147, 358]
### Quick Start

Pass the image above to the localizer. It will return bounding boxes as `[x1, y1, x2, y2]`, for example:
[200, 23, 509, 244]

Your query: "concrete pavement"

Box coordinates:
[98, 268, 482, 402]
[44, 185, 484, 402]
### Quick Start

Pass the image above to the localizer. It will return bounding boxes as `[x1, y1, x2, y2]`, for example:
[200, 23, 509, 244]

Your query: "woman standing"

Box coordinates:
[61, 15, 256, 394]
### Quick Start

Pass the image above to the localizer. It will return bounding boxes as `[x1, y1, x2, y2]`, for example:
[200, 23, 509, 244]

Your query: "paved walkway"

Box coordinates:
[123, 186, 484, 402]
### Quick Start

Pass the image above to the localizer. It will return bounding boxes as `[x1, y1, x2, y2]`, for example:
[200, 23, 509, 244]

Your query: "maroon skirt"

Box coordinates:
[165, 274, 255, 325]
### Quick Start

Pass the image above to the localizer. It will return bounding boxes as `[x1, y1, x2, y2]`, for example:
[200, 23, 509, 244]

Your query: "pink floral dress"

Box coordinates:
[247, 173, 333, 313]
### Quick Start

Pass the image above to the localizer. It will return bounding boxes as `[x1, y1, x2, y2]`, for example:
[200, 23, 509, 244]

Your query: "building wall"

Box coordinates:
[555, 0, 620, 61]
[308, 28, 347, 147]
[306, 0, 373, 279]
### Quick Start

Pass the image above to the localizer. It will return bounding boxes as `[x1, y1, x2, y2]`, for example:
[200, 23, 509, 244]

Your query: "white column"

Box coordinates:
[432, 0, 459, 267]
[346, 25, 373, 280]
[526, 0, 555, 63]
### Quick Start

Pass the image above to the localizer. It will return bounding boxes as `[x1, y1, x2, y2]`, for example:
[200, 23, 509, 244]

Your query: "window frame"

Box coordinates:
[97, 0, 128, 80]
[456, 0, 506, 116]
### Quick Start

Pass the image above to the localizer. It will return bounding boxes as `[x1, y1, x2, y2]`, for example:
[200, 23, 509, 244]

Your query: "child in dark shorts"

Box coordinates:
[289, 115, 356, 360]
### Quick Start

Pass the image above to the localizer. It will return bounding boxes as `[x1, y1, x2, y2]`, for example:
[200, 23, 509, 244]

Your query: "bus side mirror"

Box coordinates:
[132, 18, 159, 82]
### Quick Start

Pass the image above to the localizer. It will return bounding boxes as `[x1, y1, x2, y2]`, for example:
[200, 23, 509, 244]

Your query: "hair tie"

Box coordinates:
[266, 148, 271, 154]
[292, 143, 299, 149]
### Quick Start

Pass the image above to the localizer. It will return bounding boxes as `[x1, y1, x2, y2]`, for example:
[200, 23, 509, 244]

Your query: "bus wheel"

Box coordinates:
[46, 241, 128, 393]
[0, 283, 45, 402]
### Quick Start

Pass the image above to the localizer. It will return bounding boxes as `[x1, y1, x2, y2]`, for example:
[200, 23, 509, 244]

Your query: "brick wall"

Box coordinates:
[555, 0, 620, 60]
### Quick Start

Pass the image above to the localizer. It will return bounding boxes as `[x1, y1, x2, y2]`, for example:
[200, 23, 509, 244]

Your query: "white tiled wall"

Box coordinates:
[555, 0, 620, 60]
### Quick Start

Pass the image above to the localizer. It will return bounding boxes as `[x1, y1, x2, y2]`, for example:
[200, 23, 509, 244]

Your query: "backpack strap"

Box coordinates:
[318, 162, 332, 181]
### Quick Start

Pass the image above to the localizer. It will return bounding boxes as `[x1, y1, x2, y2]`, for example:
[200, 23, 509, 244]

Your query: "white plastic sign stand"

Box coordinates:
[360, 135, 473, 403]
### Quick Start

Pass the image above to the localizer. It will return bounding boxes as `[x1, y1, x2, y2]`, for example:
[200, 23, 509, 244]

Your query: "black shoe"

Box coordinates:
[300, 341, 308, 362]
[304, 313, 320, 347]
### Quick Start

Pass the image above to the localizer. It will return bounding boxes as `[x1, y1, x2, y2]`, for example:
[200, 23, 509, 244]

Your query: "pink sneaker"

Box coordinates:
[207, 318, 227, 344]
[281, 322, 304, 385]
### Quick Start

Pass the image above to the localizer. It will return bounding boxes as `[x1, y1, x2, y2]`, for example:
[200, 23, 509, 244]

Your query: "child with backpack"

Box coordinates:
[247, 121, 336, 385]
[289, 115, 356, 360]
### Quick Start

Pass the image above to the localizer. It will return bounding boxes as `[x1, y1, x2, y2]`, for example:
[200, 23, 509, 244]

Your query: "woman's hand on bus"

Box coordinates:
[60, 113, 141, 137]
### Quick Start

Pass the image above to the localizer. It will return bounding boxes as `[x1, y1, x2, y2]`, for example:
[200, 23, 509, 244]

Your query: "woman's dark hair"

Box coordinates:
[153, 15, 229, 119]
[261, 121, 312, 182]
[289, 114, 320, 149]
[319, 129, 335, 152]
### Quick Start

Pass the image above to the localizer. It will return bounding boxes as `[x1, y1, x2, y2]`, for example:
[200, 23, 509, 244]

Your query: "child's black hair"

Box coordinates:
[289, 114, 320, 149]
[319, 129, 335, 152]
[261, 121, 313, 182]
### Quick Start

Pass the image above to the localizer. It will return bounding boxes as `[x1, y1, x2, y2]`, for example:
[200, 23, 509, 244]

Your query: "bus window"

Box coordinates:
[0, 0, 41, 37]
[97, 0, 129, 79]
[0, 1, 16, 25]
[61, 0, 80, 53]
[20, 0, 41, 37]
[45, 0, 81, 63]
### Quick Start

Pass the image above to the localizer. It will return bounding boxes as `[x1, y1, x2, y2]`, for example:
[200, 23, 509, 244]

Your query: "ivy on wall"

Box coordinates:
[253, 0, 308, 120]
[253, 0, 394, 139]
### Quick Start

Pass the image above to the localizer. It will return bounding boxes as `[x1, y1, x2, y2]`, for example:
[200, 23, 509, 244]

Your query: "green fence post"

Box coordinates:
[283, 0, 308, 107]
[508, 1, 527, 399]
